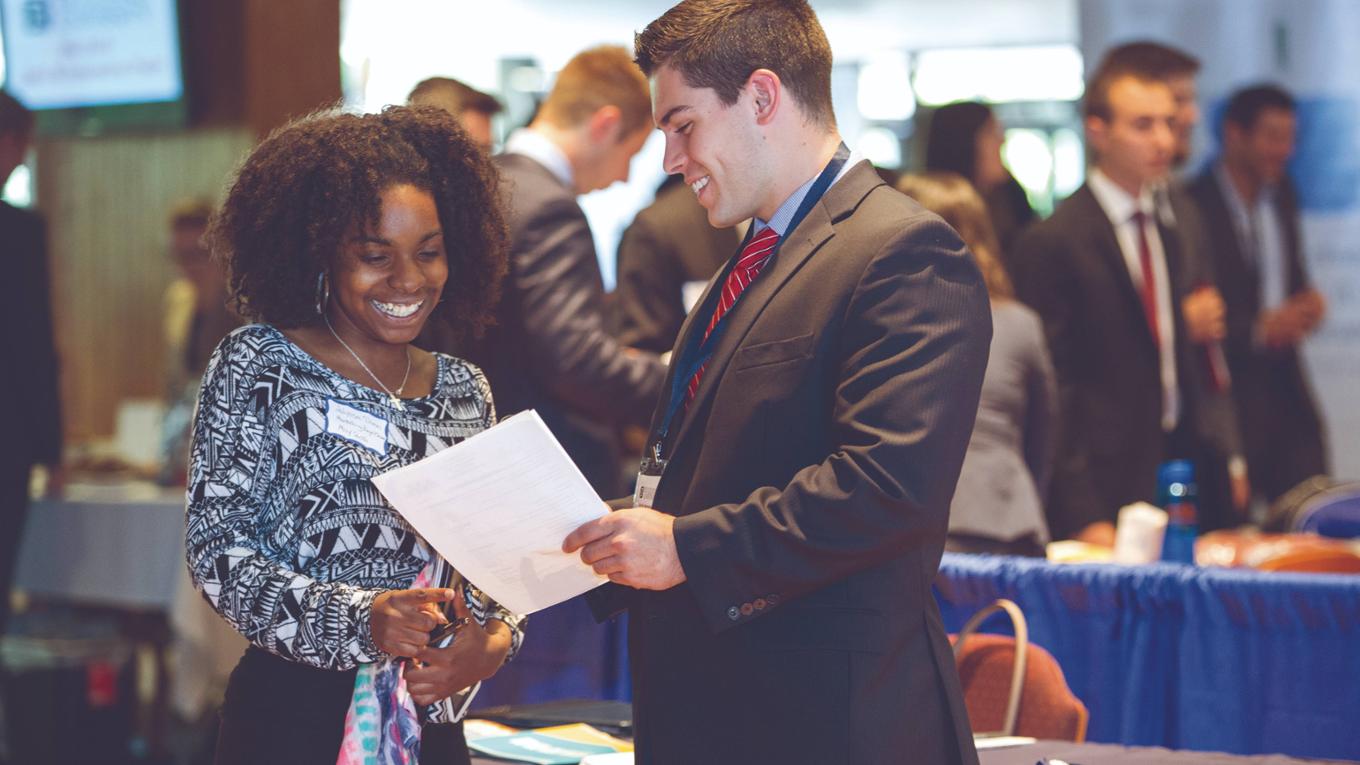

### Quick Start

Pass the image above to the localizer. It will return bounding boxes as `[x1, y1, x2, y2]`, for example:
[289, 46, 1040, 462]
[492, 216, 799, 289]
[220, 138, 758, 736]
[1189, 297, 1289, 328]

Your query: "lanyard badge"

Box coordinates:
[634, 445, 666, 509]
[635, 144, 850, 511]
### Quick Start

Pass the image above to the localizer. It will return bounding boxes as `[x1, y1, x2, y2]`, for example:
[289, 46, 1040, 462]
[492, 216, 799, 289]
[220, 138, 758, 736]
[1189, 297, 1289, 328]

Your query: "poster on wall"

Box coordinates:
[0, 0, 183, 109]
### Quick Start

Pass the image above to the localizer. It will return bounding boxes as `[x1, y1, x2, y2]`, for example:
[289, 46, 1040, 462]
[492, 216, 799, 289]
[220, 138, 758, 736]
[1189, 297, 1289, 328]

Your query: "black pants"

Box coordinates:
[0, 463, 31, 637]
[214, 646, 470, 765]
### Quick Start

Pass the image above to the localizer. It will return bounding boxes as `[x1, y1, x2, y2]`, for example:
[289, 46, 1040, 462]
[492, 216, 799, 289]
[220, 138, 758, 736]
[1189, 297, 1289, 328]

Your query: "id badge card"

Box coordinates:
[634, 453, 666, 508]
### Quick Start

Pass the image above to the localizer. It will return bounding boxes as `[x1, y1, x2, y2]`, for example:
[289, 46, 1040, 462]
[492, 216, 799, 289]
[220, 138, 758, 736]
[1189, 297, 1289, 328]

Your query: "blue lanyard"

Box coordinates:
[650, 144, 850, 464]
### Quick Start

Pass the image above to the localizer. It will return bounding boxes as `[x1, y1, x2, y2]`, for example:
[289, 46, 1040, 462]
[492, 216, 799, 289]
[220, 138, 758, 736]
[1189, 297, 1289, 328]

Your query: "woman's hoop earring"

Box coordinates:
[315, 271, 330, 316]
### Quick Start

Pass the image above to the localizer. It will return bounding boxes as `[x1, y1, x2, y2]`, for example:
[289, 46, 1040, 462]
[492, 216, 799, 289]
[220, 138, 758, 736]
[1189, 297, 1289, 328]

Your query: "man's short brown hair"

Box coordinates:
[539, 46, 652, 136]
[1085, 41, 1196, 121]
[634, 0, 835, 127]
[408, 77, 503, 118]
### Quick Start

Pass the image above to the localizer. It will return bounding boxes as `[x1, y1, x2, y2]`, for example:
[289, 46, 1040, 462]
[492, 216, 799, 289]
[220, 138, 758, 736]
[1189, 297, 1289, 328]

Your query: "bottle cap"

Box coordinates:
[1158, 459, 1195, 487]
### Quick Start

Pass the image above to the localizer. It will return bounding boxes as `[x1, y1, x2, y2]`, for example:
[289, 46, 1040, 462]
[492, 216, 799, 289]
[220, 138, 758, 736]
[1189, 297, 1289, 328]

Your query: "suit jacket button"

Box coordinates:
[740, 602, 754, 616]
[754, 598, 767, 610]
[727, 606, 740, 621]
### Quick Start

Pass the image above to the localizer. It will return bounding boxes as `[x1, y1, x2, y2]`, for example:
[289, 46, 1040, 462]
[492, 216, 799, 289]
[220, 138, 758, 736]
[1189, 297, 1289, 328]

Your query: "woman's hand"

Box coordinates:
[405, 590, 513, 706]
[370, 588, 455, 658]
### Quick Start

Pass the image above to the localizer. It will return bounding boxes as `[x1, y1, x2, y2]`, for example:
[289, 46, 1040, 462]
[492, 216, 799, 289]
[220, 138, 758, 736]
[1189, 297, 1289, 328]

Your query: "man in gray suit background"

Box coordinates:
[565, 2, 991, 762]
[429, 46, 666, 498]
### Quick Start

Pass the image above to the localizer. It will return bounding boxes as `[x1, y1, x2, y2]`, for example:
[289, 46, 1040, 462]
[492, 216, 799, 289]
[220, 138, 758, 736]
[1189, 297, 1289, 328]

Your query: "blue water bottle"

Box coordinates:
[1158, 460, 1198, 564]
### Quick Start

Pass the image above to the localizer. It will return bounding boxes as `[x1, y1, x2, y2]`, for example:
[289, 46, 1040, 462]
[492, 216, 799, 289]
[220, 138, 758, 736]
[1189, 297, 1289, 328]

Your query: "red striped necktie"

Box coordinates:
[685, 226, 781, 402]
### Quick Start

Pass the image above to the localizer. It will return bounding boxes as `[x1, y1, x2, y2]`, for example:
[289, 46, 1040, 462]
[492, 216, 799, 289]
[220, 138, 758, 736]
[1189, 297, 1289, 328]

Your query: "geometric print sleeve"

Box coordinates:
[185, 329, 385, 670]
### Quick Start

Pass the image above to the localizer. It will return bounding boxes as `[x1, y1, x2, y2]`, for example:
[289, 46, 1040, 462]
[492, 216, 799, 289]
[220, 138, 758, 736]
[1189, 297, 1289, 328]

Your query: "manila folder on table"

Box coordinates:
[370, 410, 608, 615]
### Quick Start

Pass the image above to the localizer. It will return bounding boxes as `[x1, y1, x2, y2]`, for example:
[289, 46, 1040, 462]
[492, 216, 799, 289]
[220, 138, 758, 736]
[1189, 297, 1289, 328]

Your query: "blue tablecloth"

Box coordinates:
[934, 553, 1360, 761]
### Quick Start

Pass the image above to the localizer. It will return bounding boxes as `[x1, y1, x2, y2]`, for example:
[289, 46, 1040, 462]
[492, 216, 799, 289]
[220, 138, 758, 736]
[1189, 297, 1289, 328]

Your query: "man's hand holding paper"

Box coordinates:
[563, 507, 687, 590]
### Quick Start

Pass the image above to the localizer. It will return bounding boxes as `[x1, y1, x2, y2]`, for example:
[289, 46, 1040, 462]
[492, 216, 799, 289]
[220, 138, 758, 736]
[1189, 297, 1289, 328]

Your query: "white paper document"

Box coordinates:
[370, 410, 608, 615]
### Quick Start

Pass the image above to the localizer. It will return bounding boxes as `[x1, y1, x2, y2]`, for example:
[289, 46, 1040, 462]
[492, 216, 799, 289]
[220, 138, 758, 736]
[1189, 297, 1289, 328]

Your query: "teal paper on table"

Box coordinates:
[467, 732, 615, 764]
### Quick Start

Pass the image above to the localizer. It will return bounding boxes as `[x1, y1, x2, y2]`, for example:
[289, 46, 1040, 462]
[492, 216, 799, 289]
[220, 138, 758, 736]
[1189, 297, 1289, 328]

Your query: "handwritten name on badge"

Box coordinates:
[325, 399, 389, 455]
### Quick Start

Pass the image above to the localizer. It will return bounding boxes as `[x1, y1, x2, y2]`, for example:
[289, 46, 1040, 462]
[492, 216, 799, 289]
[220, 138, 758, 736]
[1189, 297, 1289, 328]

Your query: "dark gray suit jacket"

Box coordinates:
[433, 152, 666, 496]
[612, 178, 739, 354]
[1012, 184, 1232, 538]
[597, 161, 990, 765]
[1188, 169, 1326, 499]
[0, 202, 62, 473]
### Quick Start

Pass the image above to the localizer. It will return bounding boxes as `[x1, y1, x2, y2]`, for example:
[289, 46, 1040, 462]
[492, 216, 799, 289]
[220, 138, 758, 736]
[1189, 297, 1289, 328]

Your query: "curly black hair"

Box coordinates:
[208, 105, 507, 341]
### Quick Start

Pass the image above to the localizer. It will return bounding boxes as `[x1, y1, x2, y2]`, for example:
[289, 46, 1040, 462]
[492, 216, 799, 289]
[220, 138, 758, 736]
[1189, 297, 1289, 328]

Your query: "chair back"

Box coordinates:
[1294, 487, 1360, 539]
[952, 599, 1088, 741]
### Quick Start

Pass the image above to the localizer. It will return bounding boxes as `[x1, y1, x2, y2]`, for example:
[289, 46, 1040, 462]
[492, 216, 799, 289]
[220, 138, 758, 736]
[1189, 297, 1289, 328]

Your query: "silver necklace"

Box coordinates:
[322, 313, 412, 410]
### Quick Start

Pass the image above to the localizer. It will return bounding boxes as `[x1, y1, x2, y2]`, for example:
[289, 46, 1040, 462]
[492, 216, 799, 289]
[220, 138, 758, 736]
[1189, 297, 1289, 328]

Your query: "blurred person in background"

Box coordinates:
[1097, 41, 1250, 528]
[925, 100, 1036, 260]
[898, 172, 1056, 557]
[0, 88, 63, 636]
[1012, 54, 1234, 545]
[1189, 84, 1328, 504]
[159, 198, 243, 484]
[408, 76, 503, 151]
[426, 45, 666, 499]
[188, 106, 523, 765]
[612, 173, 740, 354]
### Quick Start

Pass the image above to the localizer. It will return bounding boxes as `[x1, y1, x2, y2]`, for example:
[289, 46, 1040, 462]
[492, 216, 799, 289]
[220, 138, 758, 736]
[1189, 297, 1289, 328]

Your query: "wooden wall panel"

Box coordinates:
[36, 128, 255, 442]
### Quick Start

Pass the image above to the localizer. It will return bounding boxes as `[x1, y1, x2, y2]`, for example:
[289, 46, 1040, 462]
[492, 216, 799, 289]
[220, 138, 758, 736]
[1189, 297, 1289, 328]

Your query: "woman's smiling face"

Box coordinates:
[326, 183, 448, 348]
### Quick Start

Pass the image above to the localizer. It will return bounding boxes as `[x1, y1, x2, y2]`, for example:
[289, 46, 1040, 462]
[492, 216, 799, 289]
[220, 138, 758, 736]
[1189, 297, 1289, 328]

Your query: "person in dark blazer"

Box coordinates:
[1189, 84, 1328, 503]
[611, 175, 739, 354]
[422, 46, 665, 498]
[564, 3, 991, 763]
[1012, 58, 1239, 543]
[0, 89, 63, 635]
[898, 172, 1056, 557]
[1096, 41, 1251, 527]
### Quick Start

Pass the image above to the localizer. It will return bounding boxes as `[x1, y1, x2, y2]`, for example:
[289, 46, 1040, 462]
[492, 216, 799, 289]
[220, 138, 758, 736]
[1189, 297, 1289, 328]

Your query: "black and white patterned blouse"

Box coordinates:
[185, 323, 523, 672]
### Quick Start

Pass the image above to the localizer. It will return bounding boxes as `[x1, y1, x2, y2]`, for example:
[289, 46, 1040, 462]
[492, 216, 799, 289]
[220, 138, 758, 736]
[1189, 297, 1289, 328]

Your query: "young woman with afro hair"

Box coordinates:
[186, 105, 523, 764]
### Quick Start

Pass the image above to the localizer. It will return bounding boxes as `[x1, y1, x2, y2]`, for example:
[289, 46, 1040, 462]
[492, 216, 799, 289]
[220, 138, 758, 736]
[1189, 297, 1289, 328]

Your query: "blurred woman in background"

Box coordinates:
[924, 100, 1037, 262]
[187, 105, 520, 764]
[898, 172, 1055, 557]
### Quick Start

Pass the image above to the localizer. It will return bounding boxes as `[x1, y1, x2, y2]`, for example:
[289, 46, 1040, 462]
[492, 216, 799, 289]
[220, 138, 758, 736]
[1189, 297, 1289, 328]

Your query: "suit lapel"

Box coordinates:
[664, 161, 879, 460]
[644, 244, 736, 440]
[1076, 187, 1158, 352]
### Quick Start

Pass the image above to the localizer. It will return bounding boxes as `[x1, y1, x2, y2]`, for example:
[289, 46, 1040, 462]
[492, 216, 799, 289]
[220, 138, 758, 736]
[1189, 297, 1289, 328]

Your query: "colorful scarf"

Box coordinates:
[335, 565, 439, 765]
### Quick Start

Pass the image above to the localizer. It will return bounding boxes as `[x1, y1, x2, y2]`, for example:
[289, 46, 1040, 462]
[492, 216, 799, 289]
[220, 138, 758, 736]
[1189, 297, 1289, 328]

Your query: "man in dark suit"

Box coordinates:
[1012, 56, 1234, 543]
[611, 175, 739, 354]
[1189, 84, 1327, 503]
[1091, 42, 1249, 530]
[0, 90, 63, 634]
[564, 3, 991, 763]
[427, 46, 666, 498]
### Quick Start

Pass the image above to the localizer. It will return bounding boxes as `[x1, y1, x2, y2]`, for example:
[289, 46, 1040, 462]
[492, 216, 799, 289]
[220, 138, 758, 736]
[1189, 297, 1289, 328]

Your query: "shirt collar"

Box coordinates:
[1088, 168, 1156, 226]
[1214, 159, 1276, 215]
[755, 146, 863, 236]
[504, 128, 574, 189]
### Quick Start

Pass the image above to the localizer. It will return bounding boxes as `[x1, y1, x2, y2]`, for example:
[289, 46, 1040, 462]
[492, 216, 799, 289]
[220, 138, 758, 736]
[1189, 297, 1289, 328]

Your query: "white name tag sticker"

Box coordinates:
[634, 472, 660, 509]
[325, 399, 389, 455]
